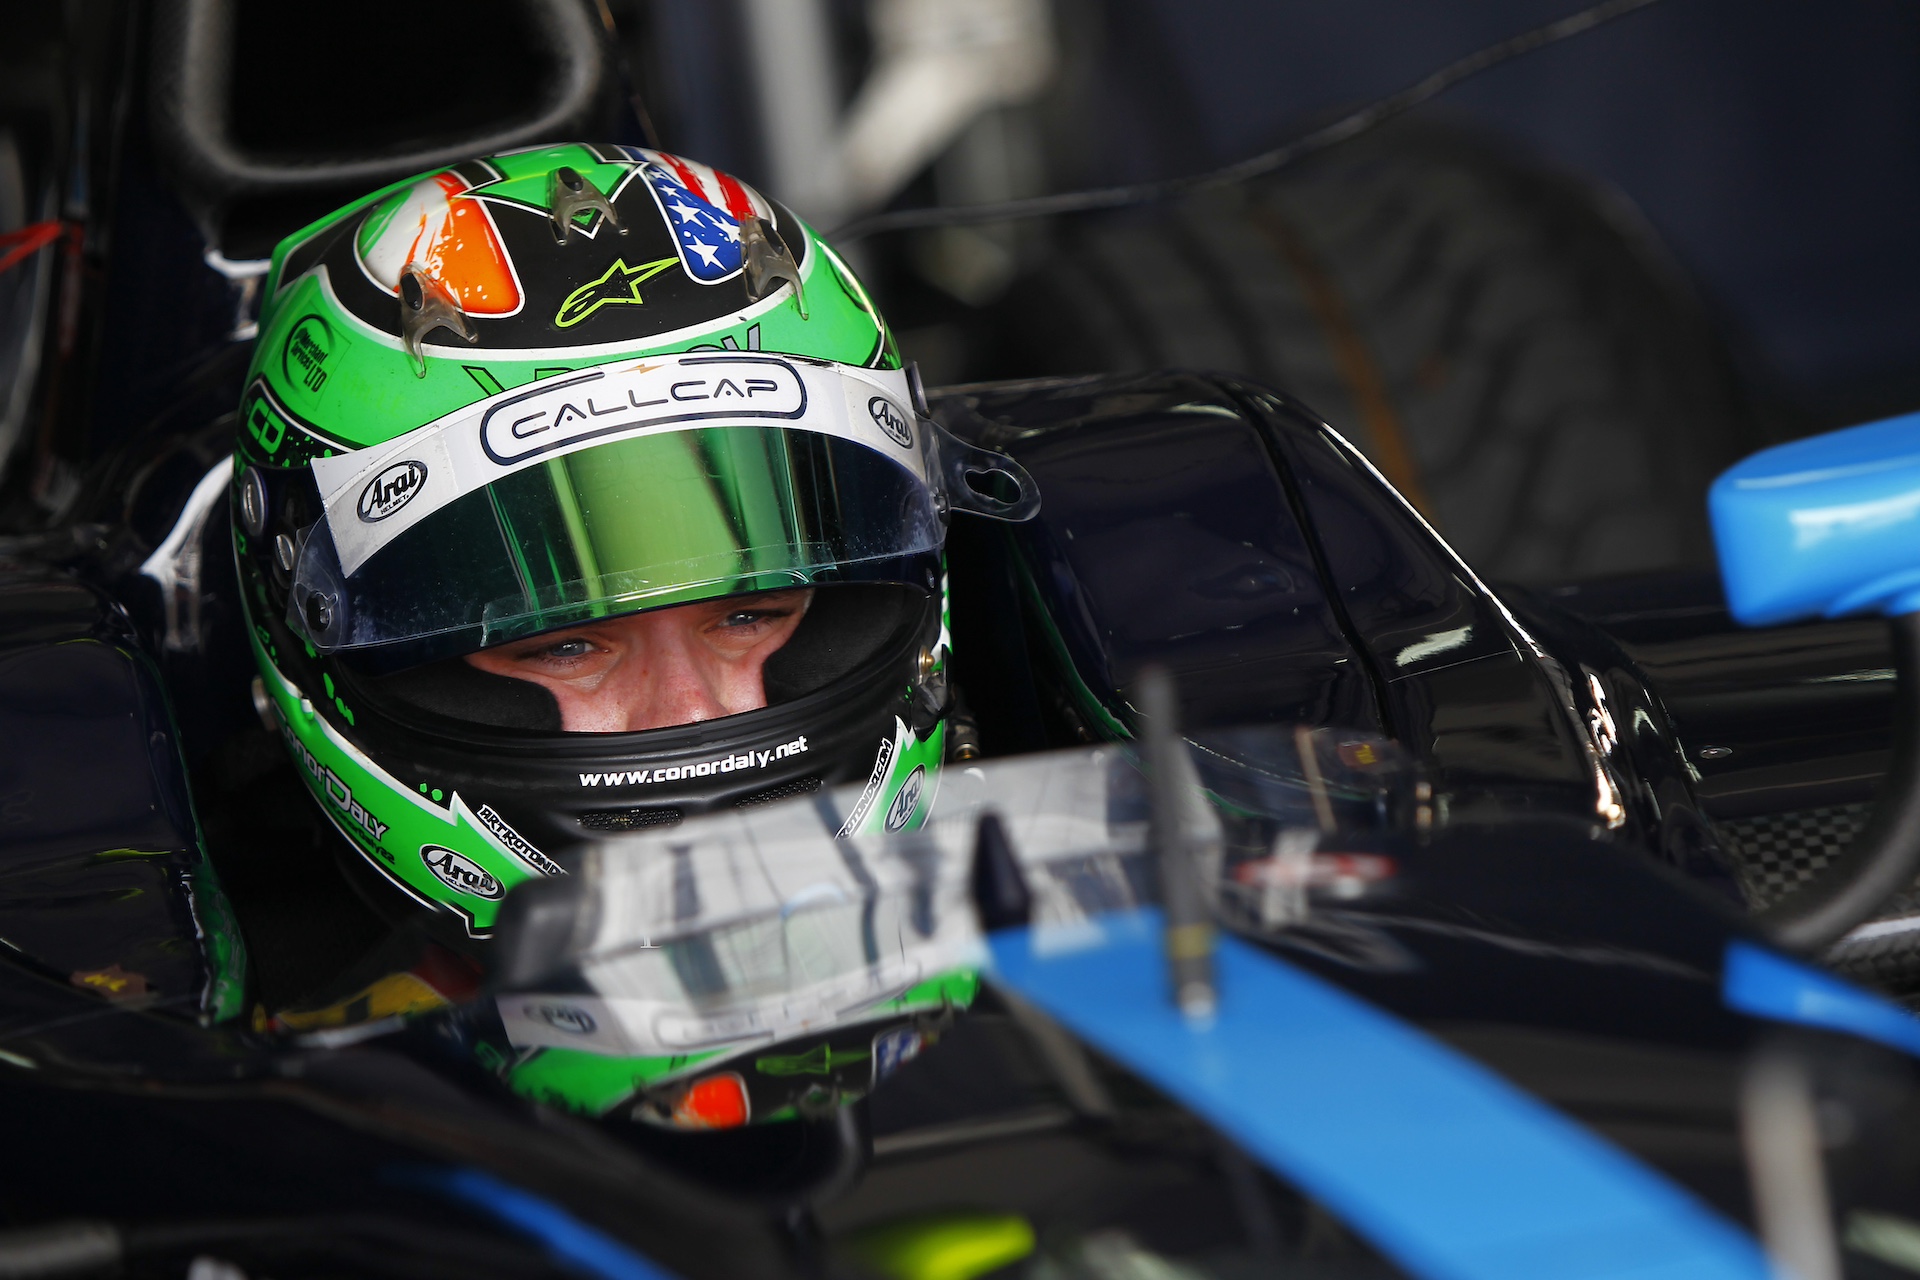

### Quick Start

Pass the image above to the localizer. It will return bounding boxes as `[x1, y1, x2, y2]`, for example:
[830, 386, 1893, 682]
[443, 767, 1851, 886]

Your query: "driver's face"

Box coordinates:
[463, 589, 812, 732]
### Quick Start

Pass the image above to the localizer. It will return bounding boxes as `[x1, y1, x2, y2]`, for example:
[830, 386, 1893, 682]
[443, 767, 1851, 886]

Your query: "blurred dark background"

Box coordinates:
[2, 0, 1917, 579]
[649, 0, 1920, 430]
[1156, 1, 1920, 430]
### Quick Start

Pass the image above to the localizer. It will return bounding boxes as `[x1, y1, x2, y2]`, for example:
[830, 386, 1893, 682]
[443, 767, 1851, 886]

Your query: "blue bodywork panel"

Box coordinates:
[989, 910, 1771, 1280]
[1724, 938, 1920, 1056]
[1711, 409, 1920, 623]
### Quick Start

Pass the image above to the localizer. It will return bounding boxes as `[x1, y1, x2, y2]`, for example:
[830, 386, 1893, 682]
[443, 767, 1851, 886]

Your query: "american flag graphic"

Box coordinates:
[624, 148, 775, 286]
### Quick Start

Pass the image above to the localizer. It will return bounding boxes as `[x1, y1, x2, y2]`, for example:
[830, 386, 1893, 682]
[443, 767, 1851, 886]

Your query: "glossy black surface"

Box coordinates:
[1503, 581, 1738, 894]
[0, 953, 797, 1276]
[939, 373, 1602, 829]
[941, 371, 1909, 900]
[939, 374, 1378, 739]
[0, 567, 234, 1018]
[1549, 571, 1896, 820]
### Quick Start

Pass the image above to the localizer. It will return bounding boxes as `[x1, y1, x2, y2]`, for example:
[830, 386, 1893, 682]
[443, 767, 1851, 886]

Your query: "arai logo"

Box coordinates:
[420, 844, 504, 899]
[885, 765, 925, 831]
[357, 460, 428, 522]
[535, 1004, 597, 1035]
[868, 396, 912, 449]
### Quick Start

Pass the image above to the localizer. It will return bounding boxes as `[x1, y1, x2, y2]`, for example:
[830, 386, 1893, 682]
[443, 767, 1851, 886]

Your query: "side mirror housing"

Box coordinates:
[1712, 410, 1920, 625]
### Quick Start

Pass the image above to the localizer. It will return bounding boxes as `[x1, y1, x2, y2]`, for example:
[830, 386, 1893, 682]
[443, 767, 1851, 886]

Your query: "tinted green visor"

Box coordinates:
[289, 425, 948, 667]
[288, 353, 1038, 666]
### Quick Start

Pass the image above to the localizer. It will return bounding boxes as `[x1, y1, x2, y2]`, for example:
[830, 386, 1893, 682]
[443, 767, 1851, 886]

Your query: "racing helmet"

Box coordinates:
[232, 142, 1036, 945]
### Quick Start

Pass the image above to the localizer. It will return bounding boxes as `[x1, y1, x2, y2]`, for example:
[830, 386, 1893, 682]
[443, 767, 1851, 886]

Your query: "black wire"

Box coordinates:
[829, 0, 1667, 242]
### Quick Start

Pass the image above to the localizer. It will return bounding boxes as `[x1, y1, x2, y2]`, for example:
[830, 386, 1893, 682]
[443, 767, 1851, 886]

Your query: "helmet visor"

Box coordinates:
[288, 424, 944, 661]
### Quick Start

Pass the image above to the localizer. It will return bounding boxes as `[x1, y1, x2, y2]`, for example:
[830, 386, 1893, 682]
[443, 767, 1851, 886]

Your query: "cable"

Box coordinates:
[829, 0, 1667, 242]
[0, 222, 64, 276]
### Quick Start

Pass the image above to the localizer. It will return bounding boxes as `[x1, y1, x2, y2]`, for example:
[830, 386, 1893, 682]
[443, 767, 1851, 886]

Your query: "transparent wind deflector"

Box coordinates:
[490, 727, 1415, 1063]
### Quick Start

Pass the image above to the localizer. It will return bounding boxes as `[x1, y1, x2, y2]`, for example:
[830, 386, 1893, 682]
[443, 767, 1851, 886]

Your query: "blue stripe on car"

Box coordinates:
[422, 1168, 680, 1280]
[1724, 938, 1920, 1056]
[988, 910, 1770, 1280]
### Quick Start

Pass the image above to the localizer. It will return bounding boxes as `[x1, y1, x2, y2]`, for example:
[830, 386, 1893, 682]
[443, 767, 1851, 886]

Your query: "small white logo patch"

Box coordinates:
[357, 460, 428, 522]
[885, 765, 926, 831]
[868, 395, 912, 449]
[420, 844, 504, 899]
[535, 1003, 597, 1035]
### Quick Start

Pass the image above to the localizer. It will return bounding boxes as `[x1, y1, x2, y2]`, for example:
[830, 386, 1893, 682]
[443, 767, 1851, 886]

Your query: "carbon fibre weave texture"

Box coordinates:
[1717, 803, 1920, 983]
[1721, 804, 1871, 911]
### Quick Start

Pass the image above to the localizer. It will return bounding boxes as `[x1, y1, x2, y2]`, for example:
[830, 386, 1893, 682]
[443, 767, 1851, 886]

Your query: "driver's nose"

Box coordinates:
[617, 614, 731, 732]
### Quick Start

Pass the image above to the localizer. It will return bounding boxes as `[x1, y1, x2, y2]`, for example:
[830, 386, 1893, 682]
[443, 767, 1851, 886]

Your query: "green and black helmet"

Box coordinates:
[233, 142, 1036, 945]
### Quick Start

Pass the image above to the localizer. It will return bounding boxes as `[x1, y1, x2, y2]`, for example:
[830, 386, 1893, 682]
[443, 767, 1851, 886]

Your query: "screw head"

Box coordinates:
[238, 466, 268, 537]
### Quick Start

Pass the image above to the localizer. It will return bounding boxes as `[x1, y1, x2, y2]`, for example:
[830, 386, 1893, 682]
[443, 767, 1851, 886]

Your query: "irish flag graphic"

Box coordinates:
[356, 171, 524, 317]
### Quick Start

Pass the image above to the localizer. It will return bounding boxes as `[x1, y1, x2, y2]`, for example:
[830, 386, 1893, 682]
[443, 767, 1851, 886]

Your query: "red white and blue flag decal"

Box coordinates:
[621, 147, 777, 287]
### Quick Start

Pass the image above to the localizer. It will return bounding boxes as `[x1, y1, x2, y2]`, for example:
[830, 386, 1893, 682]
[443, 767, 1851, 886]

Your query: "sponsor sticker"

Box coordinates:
[868, 395, 912, 449]
[475, 803, 563, 876]
[420, 844, 504, 899]
[282, 718, 389, 843]
[885, 764, 926, 831]
[357, 460, 428, 522]
[836, 730, 898, 837]
[872, 1026, 925, 1084]
[244, 385, 289, 455]
[535, 1003, 597, 1035]
[497, 994, 637, 1054]
[578, 735, 809, 787]
[479, 356, 807, 466]
[282, 313, 334, 393]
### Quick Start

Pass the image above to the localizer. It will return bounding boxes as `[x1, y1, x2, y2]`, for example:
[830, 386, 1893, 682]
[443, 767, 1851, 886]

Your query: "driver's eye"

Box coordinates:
[722, 610, 774, 629]
[539, 638, 595, 660]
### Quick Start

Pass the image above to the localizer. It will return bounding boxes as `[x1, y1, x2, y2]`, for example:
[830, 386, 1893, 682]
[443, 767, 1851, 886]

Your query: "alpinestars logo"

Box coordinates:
[554, 256, 678, 328]
[282, 722, 390, 843]
[578, 736, 808, 787]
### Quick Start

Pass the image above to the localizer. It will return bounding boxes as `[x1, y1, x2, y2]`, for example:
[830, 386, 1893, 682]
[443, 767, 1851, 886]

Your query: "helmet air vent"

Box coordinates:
[398, 265, 478, 377]
[740, 216, 808, 318]
[578, 806, 684, 832]
[733, 776, 823, 809]
[547, 166, 623, 243]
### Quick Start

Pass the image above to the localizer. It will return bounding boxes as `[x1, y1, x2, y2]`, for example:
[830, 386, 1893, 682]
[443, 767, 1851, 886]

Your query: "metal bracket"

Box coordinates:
[399, 265, 477, 377]
[548, 165, 624, 242]
[740, 216, 808, 318]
